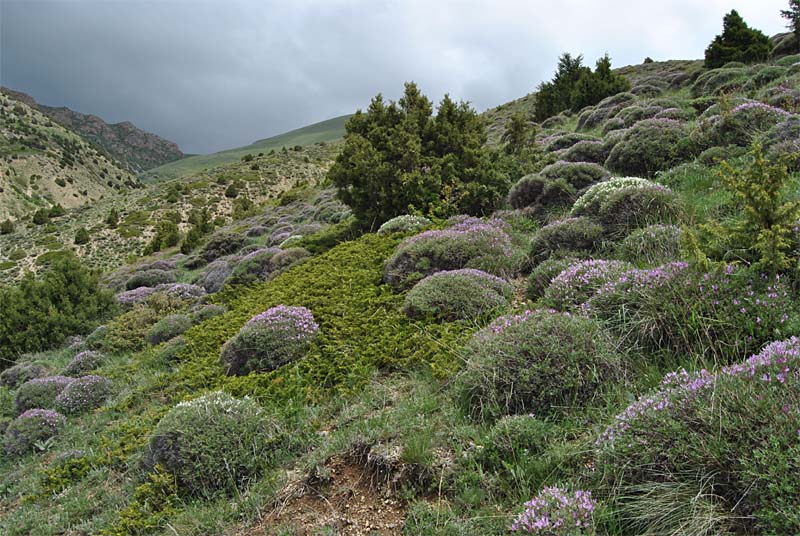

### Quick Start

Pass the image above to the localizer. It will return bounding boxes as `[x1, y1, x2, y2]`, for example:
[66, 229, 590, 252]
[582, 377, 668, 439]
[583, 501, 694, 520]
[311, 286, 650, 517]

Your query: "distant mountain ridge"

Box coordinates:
[0, 87, 184, 173]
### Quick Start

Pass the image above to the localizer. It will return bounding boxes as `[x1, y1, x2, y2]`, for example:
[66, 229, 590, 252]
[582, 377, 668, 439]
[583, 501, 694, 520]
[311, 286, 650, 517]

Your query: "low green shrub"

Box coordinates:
[190, 304, 227, 324]
[201, 232, 247, 262]
[558, 140, 609, 164]
[529, 217, 603, 267]
[54, 374, 112, 414]
[525, 256, 578, 301]
[384, 220, 516, 289]
[4, 409, 66, 457]
[63, 350, 105, 376]
[224, 248, 282, 287]
[220, 305, 320, 376]
[605, 118, 694, 177]
[598, 338, 800, 534]
[98, 306, 161, 354]
[539, 161, 609, 190]
[456, 309, 620, 421]
[0, 362, 48, 388]
[403, 269, 513, 321]
[144, 391, 283, 498]
[690, 102, 792, 150]
[14, 376, 74, 413]
[593, 183, 681, 237]
[146, 314, 193, 346]
[618, 224, 683, 265]
[125, 269, 176, 290]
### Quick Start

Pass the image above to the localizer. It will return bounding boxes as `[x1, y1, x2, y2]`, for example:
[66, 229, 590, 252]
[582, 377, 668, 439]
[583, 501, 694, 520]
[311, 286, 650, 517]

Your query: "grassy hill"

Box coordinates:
[141, 115, 350, 183]
[0, 93, 139, 221]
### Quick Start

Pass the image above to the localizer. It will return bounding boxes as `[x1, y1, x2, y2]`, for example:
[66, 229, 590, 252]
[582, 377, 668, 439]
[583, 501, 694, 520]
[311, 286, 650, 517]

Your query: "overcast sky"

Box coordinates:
[0, 0, 791, 154]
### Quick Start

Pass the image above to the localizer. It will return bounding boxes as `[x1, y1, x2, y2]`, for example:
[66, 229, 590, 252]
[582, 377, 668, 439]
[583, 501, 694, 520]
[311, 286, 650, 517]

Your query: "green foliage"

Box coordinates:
[529, 217, 603, 267]
[102, 466, 179, 536]
[501, 113, 537, 154]
[525, 256, 578, 301]
[124, 269, 176, 290]
[145, 220, 180, 254]
[704, 10, 771, 68]
[534, 53, 630, 121]
[0, 253, 114, 365]
[74, 227, 91, 245]
[40, 451, 92, 496]
[456, 310, 620, 422]
[146, 314, 193, 346]
[618, 224, 684, 265]
[55, 374, 112, 414]
[201, 231, 246, 262]
[402, 269, 513, 321]
[48, 204, 66, 218]
[703, 146, 800, 272]
[328, 82, 506, 229]
[32, 208, 50, 225]
[98, 306, 161, 354]
[605, 118, 694, 177]
[105, 208, 120, 229]
[783, 1, 800, 51]
[144, 391, 283, 498]
[14, 376, 73, 413]
[0, 219, 14, 235]
[0, 362, 48, 388]
[224, 182, 239, 198]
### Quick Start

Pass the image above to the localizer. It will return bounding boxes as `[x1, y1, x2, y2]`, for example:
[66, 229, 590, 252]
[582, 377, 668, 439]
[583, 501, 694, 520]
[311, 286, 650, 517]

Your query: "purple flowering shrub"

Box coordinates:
[225, 248, 282, 287]
[586, 264, 796, 362]
[384, 221, 516, 289]
[617, 224, 683, 265]
[199, 257, 239, 293]
[526, 256, 579, 301]
[145, 391, 283, 498]
[543, 260, 632, 311]
[146, 314, 193, 346]
[403, 269, 513, 321]
[577, 92, 637, 131]
[512, 487, 597, 535]
[529, 218, 603, 267]
[14, 376, 74, 413]
[0, 362, 48, 388]
[598, 338, 800, 534]
[605, 118, 694, 177]
[63, 350, 105, 376]
[220, 305, 319, 376]
[4, 409, 66, 457]
[689, 67, 748, 98]
[55, 374, 112, 414]
[456, 309, 620, 421]
[763, 84, 800, 113]
[690, 101, 792, 149]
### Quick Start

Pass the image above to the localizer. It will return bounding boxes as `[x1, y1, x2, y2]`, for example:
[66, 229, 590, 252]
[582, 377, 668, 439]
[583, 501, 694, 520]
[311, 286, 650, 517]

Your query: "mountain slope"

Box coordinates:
[142, 114, 350, 182]
[1, 87, 184, 173]
[0, 92, 139, 221]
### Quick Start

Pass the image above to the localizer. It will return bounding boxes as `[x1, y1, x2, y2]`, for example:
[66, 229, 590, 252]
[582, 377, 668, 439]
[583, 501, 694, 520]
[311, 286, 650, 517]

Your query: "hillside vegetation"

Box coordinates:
[142, 115, 350, 183]
[1, 87, 185, 174]
[1, 10, 800, 536]
[0, 93, 139, 221]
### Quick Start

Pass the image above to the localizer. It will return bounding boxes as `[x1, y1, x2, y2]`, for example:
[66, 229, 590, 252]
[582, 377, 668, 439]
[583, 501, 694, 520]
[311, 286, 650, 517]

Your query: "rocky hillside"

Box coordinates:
[0, 92, 139, 221]
[1, 87, 184, 173]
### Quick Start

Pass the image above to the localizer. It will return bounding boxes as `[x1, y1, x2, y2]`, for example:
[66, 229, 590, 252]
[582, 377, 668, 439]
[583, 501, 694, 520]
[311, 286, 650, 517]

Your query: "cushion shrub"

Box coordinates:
[144, 391, 283, 498]
[0, 362, 48, 388]
[507, 174, 574, 214]
[571, 176, 666, 217]
[455, 309, 620, 421]
[63, 350, 105, 376]
[4, 409, 66, 457]
[383, 221, 515, 289]
[617, 224, 683, 265]
[598, 338, 800, 534]
[512, 487, 597, 535]
[54, 374, 112, 414]
[14, 376, 74, 413]
[190, 304, 227, 324]
[220, 305, 320, 376]
[543, 259, 632, 310]
[541, 132, 600, 153]
[585, 263, 797, 362]
[402, 269, 513, 321]
[558, 140, 609, 164]
[576, 92, 637, 131]
[200, 232, 246, 262]
[528, 217, 603, 267]
[199, 257, 239, 293]
[539, 161, 610, 190]
[605, 118, 694, 177]
[97, 306, 161, 354]
[146, 314, 193, 346]
[124, 269, 176, 291]
[525, 256, 579, 301]
[225, 248, 282, 287]
[690, 102, 792, 150]
[270, 247, 310, 272]
[377, 214, 432, 234]
[593, 184, 681, 237]
[690, 67, 748, 98]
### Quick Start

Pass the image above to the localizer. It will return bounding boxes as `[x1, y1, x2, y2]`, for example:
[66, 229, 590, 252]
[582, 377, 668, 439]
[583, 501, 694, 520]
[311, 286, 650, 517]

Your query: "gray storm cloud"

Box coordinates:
[0, 0, 789, 154]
